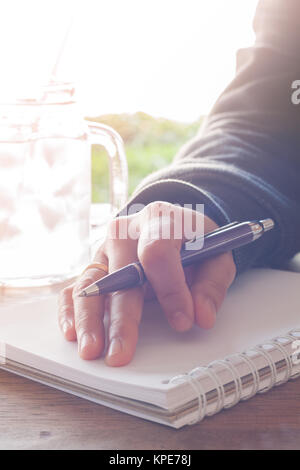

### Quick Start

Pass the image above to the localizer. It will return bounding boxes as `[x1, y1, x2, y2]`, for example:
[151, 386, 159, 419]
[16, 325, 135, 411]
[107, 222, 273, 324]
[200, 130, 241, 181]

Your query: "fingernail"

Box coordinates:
[171, 311, 191, 330]
[79, 333, 96, 352]
[202, 298, 217, 328]
[205, 298, 217, 317]
[108, 338, 122, 357]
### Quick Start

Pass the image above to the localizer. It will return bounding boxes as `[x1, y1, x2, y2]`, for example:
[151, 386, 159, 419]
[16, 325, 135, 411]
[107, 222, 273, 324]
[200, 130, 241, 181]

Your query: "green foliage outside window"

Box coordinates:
[87, 112, 203, 203]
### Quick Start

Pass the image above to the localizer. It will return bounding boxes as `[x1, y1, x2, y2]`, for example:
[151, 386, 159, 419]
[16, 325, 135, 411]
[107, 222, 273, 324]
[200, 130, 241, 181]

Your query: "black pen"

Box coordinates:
[78, 218, 274, 298]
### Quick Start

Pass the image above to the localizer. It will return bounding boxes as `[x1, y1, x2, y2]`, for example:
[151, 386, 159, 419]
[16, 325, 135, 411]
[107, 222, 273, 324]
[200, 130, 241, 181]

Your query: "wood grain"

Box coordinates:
[0, 368, 300, 450]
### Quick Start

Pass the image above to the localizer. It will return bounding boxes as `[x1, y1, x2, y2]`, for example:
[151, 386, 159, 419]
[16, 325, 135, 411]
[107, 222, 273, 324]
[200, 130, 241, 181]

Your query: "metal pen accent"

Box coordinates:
[78, 218, 275, 298]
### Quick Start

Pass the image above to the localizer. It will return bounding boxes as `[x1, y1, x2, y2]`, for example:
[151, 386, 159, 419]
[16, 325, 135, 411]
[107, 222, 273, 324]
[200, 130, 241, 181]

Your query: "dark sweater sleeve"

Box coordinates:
[120, 0, 300, 274]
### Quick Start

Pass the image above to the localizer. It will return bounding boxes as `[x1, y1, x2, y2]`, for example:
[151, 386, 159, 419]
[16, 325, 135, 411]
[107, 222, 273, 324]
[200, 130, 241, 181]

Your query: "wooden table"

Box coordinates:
[1, 255, 300, 450]
[0, 365, 300, 450]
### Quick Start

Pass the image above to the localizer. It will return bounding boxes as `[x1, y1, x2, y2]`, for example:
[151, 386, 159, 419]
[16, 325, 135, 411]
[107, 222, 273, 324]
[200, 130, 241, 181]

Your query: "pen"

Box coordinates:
[78, 218, 275, 297]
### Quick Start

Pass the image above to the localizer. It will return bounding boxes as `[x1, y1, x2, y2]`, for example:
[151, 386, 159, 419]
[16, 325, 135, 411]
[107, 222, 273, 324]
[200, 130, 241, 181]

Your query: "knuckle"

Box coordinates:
[58, 286, 73, 305]
[157, 287, 181, 305]
[107, 216, 128, 240]
[221, 253, 237, 284]
[73, 277, 95, 297]
[143, 201, 179, 225]
[58, 303, 74, 319]
[109, 318, 127, 337]
[74, 310, 90, 334]
[109, 314, 139, 337]
[61, 286, 71, 296]
[144, 201, 179, 220]
[108, 217, 120, 235]
[94, 242, 105, 259]
[145, 201, 171, 213]
[141, 202, 184, 244]
[139, 238, 169, 268]
[204, 278, 227, 305]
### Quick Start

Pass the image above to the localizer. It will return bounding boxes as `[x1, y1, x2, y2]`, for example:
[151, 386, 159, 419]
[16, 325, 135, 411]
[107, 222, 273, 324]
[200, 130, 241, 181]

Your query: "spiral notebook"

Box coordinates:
[0, 268, 300, 428]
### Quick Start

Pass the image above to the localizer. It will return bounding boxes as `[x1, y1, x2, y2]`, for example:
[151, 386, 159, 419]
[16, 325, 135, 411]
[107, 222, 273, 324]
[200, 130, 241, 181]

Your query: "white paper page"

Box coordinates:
[0, 268, 300, 407]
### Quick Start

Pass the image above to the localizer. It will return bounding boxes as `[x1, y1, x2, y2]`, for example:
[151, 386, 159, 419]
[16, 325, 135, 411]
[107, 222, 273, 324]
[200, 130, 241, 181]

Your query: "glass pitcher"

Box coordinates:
[0, 81, 128, 288]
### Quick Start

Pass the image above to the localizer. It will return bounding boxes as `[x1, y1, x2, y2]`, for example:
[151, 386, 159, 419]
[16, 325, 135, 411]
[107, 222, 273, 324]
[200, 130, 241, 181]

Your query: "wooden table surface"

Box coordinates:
[0, 368, 300, 450]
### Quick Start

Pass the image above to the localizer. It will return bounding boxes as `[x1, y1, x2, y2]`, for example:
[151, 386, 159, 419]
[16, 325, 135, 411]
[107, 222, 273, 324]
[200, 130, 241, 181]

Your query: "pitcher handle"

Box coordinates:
[87, 121, 128, 213]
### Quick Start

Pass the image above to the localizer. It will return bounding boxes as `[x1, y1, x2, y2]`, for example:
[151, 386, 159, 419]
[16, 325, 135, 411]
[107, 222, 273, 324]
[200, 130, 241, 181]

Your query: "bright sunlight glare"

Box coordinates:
[0, 0, 258, 121]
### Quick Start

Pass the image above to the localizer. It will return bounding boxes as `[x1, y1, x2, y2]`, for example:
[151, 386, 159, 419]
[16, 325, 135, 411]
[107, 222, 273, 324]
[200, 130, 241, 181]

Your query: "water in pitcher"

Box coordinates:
[0, 136, 91, 286]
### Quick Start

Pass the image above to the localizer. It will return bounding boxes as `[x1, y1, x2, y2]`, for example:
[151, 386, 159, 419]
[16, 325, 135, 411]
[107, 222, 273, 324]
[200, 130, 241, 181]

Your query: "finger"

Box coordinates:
[106, 286, 144, 367]
[72, 250, 108, 360]
[104, 223, 144, 367]
[191, 252, 236, 329]
[139, 238, 194, 331]
[58, 284, 76, 341]
[138, 203, 196, 332]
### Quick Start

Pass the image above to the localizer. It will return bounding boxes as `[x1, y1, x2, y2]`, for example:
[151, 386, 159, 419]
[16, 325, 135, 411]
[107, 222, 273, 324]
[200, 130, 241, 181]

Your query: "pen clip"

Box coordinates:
[205, 221, 239, 236]
[184, 221, 239, 249]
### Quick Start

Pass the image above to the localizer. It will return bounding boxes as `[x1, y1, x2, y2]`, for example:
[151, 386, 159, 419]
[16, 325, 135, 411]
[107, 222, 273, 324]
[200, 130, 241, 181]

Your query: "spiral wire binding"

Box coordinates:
[193, 364, 225, 414]
[252, 345, 277, 392]
[238, 352, 260, 399]
[217, 358, 243, 407]
[169, 370, 207, 423]
[169, 328, 300, 425]
[268, 337, 293, 384]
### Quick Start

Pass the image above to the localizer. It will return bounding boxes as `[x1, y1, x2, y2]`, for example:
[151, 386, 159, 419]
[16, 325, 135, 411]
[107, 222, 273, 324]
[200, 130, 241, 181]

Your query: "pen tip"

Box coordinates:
[78, 291, 86, 297]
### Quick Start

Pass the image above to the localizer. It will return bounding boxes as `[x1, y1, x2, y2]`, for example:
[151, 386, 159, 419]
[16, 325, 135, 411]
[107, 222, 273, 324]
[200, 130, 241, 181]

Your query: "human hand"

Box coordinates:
[58, 202, 236, 366]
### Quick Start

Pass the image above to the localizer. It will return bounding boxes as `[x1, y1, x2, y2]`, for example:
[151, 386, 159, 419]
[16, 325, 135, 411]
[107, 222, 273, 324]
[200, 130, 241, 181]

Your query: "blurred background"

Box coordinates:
[0, 0, 258, 202]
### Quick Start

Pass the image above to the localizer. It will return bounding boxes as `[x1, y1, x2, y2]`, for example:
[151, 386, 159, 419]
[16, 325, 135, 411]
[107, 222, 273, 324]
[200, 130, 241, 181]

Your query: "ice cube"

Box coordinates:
[0, 218, 21, 241]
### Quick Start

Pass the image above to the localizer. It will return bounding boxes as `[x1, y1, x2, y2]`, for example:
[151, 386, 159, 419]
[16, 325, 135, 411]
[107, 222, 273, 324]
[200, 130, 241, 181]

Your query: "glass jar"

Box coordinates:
[0, 81, 128, 287]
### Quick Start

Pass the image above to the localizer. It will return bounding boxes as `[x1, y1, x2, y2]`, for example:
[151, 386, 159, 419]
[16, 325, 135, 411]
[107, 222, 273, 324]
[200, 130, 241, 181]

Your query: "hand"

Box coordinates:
[58, 202, 236, 366]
